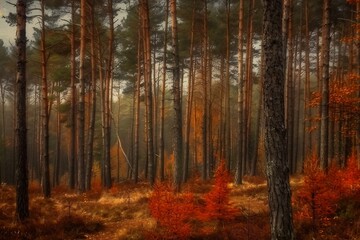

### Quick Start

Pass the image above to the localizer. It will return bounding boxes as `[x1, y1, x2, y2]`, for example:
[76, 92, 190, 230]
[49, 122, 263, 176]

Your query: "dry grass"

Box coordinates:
[0, 176, 359, 239]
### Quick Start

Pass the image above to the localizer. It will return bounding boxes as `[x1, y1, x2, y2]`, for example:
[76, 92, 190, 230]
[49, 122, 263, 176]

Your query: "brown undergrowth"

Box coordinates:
[0, 174, 359, 239]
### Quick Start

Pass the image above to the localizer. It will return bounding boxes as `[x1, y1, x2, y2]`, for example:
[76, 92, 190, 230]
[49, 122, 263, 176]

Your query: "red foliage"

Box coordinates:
[202, 161, 238, 226]
[148, 182, 196, 239]
[294, 154, 340, 227]
[309, 73, 360, 135]
[337, 153, 360, 197]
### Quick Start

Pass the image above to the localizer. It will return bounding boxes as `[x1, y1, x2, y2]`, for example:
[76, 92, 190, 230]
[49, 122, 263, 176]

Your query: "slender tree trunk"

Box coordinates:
[263, 0, 295, 238]
[69, 0, 76, 190]
[140, 0, 155, 185]
[183, 0, 196, 183]
[224, 0, 231, 171]
[85, 0, 97, 191]
[286, 0, 295, 173]
[103, 0, 114, 189]
[304, 0, 312, 158]
[235, 0, 244, 185]
[40, 0, 51, 198]
[54, 88, 61, 187]
[245, 0, 255, 173]
[159, 0, 168, 182]
[0, 82, 5, 182]
[15, 0, 29, 221]
[78, 0, 87, 192]
[133, 25, 142, 184]
[170, 0, 183, 191]
[202, 0, 209, 180]
[320, 0, 331, 171]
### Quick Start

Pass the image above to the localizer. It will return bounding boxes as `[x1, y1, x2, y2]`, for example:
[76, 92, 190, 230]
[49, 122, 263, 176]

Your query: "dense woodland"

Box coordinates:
[1, 0, 360, 239]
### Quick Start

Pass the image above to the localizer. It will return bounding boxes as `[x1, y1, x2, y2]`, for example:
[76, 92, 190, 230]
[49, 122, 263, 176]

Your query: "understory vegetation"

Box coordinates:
[1, 156, 360, 240]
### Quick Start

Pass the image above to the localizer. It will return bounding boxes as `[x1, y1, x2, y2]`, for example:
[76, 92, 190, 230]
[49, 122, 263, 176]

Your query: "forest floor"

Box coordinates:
[0, 175, 359, 240]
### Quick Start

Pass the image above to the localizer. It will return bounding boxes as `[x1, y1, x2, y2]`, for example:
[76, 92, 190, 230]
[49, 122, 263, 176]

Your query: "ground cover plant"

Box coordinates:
[0, 156, 360, 239]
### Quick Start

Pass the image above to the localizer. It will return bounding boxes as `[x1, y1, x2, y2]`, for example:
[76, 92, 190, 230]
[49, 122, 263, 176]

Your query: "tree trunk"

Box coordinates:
[15, 0, 29, 221]
[320, 0, 331, 171]
[202, 0, 209, 180]
[78, 0, 86, 193]
[183, 0, 196, 183]
[85, 0, 97, 191]
[140, 0, 155, 185]
[133, 25, 142, 184]
[235, 0, 244, 185]
[69, 0, 76, 190]
[159, 0, 168, 182]
[245, 0, 255, 173]
[224, 0, 231, 171]
[54, 87, 61, 187]
[103, 0, 114, 189]
[170, 0, 183, 191]
[40, 0, 51, 198]
[263, 0, 295, 238]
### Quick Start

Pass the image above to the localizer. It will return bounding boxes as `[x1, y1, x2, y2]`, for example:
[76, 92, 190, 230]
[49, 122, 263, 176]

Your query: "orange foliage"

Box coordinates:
[294, 154, 340, 228]
[202, 161, 238, 226]
[148, 182, 196, 239]
[148, 161, 239, 238]
[337, 152, 360, 197]
[309, 73, 360, 134]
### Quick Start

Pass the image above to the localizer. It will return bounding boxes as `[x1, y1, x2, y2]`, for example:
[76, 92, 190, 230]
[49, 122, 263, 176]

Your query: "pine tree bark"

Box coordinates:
[320, 0, 331, 171]
[235, 0, 244, 185]
[133, 25, 142, 184]
[69, 0, 76, 190]
[224, 0, 231, 171]
[244, 0, 255, 173]
[103, 0, 114, 189]
[78, 0, 86, 192]
[263, 0, 295, 238]
[85, 0, 97, 191]
[159, 0, 168, 182]
[170, 0, 183, 191]
[40, 0, 51, 198]
[202, 0, 209, 180]
[140, 0, 155, 185]
[183, 0, 196, 183]
[15, 0, 29, 221]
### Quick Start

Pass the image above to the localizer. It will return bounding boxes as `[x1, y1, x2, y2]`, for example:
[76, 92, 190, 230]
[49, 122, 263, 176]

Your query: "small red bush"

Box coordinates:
[294, 154, 340, 228]
[202, 161, 238, 228]
[148, 182, 195, 239]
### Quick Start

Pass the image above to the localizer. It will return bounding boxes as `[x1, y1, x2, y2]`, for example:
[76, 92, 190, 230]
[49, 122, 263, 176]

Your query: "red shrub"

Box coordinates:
[340, 153, 360, 197]
[294, 154, 340, 228]
[148, 182, 195, 239]
[202, 161, 238, 227]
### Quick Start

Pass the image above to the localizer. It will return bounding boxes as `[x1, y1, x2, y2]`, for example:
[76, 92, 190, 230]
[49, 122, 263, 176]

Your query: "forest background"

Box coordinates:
[0, 0, 359, 210]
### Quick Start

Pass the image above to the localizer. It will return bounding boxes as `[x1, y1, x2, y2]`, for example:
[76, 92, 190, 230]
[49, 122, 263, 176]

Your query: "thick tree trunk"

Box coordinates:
[15, 0, 29, 221]
[263, 0, 295, 239]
